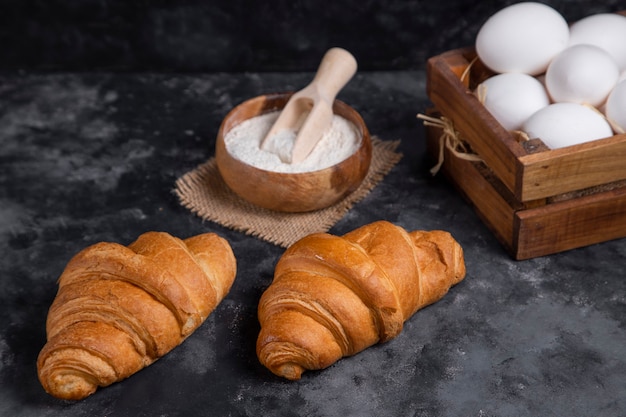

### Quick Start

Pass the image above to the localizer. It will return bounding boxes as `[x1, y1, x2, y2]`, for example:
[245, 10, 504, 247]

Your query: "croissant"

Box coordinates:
[37, 231, 236, 400]
[256, 220, 465, 380]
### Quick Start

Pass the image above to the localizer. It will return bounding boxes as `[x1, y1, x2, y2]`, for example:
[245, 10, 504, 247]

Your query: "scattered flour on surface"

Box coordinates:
[223, 111, 361, 173]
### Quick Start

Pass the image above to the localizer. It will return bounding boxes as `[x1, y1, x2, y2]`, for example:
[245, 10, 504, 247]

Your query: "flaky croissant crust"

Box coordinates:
[256, 220, 465, 380]
[37, 231, 236, 400]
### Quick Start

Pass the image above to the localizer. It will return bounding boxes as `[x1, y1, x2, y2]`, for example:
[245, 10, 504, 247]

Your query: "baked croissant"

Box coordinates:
[256, 220, 465, 380]
[37, 231, 236, 400]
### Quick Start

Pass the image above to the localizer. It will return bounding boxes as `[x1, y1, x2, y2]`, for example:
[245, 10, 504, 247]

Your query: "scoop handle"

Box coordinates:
[309, 47, 358, 102]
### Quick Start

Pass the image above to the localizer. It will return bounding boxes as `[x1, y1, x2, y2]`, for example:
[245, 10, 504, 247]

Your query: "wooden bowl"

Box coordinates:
[215, 92, 372, 212]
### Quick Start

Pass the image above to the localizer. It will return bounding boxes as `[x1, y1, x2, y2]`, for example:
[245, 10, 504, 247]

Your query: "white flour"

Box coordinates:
[223, 110, 361, 173]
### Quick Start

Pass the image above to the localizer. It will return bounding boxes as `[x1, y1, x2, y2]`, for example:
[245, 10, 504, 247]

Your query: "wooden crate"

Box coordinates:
[424, 40, 626, 260]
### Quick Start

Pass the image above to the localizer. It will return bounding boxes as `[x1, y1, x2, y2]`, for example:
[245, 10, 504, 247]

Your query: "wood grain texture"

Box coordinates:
[515, 186, 626, 259]
[426, 17, 626, 203]
[215, 92, 372, 212]
[425, 116, 517, 255]
[426, 47, 526, 198]
[425, 109, 626, 260]
[518, 134, 626, 201]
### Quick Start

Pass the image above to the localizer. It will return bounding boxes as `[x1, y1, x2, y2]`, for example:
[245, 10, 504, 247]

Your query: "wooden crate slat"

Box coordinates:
[426, 49, 525, 196]
[426, 42, 626, 203]
[515, 186, 626, 259]
[424, 109, 626, 260]
[519, 134, 626, 201]
[425, 118, 517, 254]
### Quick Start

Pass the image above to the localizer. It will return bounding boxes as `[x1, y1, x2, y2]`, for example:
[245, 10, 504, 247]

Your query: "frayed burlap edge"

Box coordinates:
[174, 137, 402, 247]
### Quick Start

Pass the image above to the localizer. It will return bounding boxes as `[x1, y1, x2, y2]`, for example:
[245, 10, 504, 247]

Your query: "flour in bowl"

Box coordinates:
[223, 111, 361, 173]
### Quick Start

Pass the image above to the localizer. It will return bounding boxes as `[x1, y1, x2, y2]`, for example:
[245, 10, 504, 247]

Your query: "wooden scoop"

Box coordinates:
[260, 47, 358, 164]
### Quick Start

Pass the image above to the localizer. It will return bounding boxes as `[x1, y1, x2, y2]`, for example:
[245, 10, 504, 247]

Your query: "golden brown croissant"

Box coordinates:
[256, 220, 466, 380]
[37, 231, 236, 400]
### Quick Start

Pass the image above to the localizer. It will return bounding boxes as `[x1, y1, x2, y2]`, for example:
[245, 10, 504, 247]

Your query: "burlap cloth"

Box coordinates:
[174, 137, 402, 247]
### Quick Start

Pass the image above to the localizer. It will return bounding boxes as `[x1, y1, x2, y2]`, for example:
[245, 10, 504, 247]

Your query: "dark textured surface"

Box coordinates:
[0, 0, 624, 72]
[2, 69, 626, 417]
[2, 1, 626, 416]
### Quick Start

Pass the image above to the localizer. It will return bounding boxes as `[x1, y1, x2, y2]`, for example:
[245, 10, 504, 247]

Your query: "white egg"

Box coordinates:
[568, 13, 626, 72]
[478, 73, 550, 131]
[475, 2, 569, 75]
[545, 44, 619, 107]
[522, 102, 613, 149]
[606, 80, 626, 133]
